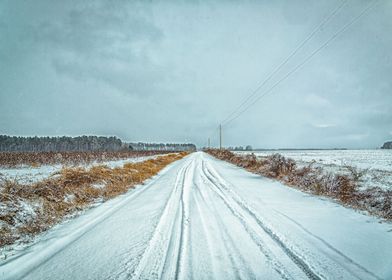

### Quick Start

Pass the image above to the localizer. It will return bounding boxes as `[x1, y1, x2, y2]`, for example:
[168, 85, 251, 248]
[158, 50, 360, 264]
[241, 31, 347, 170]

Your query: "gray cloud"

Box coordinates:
[33, 2, 164, 96]
[0, 0, 391, 148]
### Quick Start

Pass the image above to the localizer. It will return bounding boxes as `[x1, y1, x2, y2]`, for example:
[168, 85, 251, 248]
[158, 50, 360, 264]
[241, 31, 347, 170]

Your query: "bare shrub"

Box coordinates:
[263, 154, 296, 177]
[344, 165, 367, 182]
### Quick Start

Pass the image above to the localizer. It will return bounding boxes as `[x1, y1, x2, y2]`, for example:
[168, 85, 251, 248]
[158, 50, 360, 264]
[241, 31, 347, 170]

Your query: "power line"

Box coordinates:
[205, 125, 220, 148]
[221, 0, 348, 126]
[222, 0, 378, 127]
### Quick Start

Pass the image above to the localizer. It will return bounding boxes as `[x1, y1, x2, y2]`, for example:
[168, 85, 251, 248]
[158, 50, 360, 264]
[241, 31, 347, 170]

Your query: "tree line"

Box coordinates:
[0, 135, 123, 152]
[128, 142, 196, 151]
[0, 135, 197, 152]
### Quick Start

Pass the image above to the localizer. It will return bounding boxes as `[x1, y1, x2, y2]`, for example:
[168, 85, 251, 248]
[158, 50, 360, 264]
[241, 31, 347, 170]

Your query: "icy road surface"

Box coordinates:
[1, 152, 391, 279]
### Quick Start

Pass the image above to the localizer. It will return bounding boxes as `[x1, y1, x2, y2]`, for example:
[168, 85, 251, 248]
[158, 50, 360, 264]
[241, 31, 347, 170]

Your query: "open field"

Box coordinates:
[237, 149, 392, 191]
[237, 149, 392, 171]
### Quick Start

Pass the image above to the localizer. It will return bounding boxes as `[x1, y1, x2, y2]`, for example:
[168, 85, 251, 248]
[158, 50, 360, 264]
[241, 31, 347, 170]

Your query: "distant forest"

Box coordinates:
[0, 135, 196, 152]
[129, 142, 196, 151]
[0, 135, 123, 152]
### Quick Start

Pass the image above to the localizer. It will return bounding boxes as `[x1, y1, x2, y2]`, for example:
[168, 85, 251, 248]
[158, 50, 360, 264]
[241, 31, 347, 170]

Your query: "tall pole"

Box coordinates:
[219, 124, 222, 150]
[208, 137, 210, 148]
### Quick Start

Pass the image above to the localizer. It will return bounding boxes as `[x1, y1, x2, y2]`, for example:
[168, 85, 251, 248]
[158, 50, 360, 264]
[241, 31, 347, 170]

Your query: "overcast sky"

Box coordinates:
[0, 0, 391, 148]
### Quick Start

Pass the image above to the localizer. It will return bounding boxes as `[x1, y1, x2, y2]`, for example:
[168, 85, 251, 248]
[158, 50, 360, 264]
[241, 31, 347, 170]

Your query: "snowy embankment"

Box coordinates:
[212, 149, 391, 221]
[0, 152, 391, 280]
[0, 153, 185, 251]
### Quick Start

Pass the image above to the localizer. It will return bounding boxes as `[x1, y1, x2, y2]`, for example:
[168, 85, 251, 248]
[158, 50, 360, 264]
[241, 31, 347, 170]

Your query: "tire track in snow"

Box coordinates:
[199, 162, 295, 280]
[273, 210, 382, 280]
[203, 157, 383, 280]
[112, 160, 192, 280]
[213, 171, 377, 280]
[201, 160, 322, 280]
[192, 161, 257, 279]
[173, 159, 193, 280]
[190, 177, 217, 278]
[205, 155, 382, 280]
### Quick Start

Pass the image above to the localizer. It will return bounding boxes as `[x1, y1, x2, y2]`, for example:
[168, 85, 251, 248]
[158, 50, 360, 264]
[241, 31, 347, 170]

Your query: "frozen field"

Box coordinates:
[238, 149, 392, 171]
[237, 149, 392, 190]
[0, 155, 160, 184]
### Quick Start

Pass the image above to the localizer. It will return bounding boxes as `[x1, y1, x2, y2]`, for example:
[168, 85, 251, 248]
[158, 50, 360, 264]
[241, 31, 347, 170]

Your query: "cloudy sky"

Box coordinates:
[0, 0, 391, 148]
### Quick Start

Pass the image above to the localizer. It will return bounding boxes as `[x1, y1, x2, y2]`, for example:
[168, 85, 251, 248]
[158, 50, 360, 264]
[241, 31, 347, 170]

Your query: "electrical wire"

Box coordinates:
[222, 0, 377, 127]
[220, 0, 348, 126]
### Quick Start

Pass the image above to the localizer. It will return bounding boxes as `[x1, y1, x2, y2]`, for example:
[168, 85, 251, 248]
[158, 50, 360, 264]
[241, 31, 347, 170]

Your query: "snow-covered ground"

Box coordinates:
[238, 149, 392, 171]
[0, 155, 160, 184]
[237, 150, 392, 190]
[1, 152, 391, 280]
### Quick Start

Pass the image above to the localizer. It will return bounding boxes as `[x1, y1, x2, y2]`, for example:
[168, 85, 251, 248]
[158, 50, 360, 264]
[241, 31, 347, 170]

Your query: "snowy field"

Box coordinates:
[0, 155, 160, 184]
[238, 149, 392, 171]
[237, 149, 392, 190]
[1, 152, 391, 280]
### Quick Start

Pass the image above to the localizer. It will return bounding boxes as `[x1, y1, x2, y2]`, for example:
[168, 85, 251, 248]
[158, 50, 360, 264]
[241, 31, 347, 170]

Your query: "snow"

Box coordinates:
[238, 150, 392, 190]
[0, 155, 160, 184]
[239, 149, 392, 171]
[0, 152, 391, 279]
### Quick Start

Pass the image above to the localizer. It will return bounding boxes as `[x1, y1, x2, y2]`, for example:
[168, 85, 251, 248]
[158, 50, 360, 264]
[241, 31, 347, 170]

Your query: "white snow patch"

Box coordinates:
[63, 194, 76, 203]
[91, 183, 106, 189]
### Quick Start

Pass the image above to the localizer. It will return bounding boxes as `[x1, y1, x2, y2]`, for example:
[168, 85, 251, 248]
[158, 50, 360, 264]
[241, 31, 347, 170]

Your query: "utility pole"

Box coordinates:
[219, 124, 222, 150]
[208, 137, 210, 148]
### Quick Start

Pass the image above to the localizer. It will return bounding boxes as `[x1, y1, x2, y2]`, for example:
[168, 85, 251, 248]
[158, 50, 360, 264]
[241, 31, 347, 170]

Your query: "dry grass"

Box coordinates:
[206, 149, 392, 221]
[0, 152, 188, 248]
[0, 150, 173, 168]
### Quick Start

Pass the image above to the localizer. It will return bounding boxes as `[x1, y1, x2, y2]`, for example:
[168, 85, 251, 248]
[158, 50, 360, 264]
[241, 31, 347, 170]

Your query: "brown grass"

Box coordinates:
[206, 149, 392, 221]
[0, 150, 174, 168]
[0, 152, 188, 248]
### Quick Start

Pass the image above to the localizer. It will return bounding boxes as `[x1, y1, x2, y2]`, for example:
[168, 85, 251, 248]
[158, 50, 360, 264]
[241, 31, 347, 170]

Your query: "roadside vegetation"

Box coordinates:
[206, 149, 392, 221]
[0, 151, 172, 168]
[0, 152, 188, 249]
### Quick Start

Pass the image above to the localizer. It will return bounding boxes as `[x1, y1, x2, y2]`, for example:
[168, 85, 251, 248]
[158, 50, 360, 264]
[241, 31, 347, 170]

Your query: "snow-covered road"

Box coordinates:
[1, 152, 391, 279]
